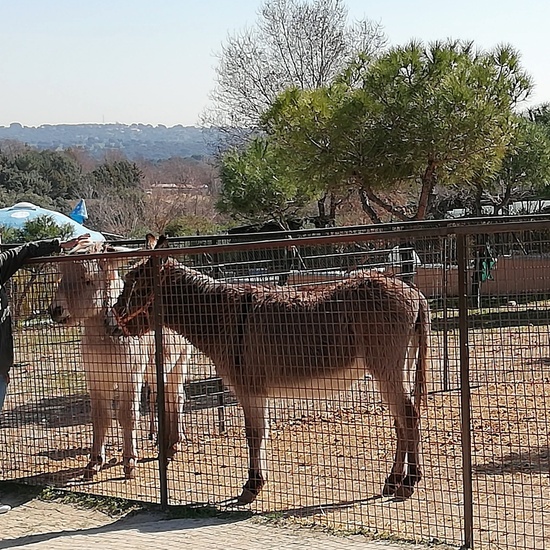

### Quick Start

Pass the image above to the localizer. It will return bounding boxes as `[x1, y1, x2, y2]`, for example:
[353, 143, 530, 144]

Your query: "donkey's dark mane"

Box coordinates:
[164, 257, 392, 310]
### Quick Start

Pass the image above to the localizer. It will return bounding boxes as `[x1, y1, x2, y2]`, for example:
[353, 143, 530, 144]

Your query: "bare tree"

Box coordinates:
[88, 193, 146, 237]
[143, 188, 190, 234]
[203, 0, 386, 134]
[142, 189, 224, 235]
[0, 139, 32, 158]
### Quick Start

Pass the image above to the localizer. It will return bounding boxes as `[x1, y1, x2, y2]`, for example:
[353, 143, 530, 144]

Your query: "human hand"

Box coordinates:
[60, 233, 92, 250]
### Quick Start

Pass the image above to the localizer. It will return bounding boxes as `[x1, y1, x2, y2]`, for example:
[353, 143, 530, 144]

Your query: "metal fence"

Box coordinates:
[2, 217, 550, 549]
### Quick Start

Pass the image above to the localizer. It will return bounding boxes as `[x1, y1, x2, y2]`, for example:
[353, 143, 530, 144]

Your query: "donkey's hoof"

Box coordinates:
[83, 462, 101, 480]
[83, 468, 96, 481]
[123, 458, 136, 479]
[394, 483, 415, 500]
[236, 488, 258, 505]
[393, 474, 418, 500]
[166, 444, 178, 461]
[382, 475, 403, 496]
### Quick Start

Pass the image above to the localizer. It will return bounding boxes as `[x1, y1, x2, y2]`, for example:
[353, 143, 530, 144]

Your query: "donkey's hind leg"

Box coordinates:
[382, 418, 408, 496]
[376, 374, 419, 499]
[394, 399, 421, 500]
[237, 395, 268, 505]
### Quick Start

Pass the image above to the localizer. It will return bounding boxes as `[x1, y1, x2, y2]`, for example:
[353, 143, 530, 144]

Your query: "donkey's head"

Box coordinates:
[106, 234, 170, 337]
[48, 243, 127, 326]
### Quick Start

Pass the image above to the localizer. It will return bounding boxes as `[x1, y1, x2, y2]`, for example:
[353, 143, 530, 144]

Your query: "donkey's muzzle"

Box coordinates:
[104, 309, 124, 337]
[48, 304, 69, 324]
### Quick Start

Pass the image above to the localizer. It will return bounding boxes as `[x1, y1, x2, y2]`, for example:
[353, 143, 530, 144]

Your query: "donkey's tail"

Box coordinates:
[413, 292, 431, 415]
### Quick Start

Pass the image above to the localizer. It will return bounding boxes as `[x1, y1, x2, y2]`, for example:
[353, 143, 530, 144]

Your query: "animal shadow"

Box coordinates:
[0, 393, 90, 428]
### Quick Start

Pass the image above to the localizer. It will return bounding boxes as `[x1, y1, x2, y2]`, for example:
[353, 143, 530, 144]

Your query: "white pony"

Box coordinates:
[49, 239, 192, 479]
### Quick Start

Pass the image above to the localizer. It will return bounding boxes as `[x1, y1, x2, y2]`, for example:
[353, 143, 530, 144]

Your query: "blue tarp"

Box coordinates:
[69, 198, 88, 225]
[0, 202, 105, 242]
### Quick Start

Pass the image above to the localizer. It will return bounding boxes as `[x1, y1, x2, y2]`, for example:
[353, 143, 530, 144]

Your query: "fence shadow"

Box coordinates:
[8, 468, 88, 487]
[36, 447, 90, 461]
[13, 458, 125, 486]
[259, 494, 385, 521]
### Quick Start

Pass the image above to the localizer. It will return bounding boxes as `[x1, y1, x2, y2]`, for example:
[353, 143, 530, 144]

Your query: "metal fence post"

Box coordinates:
[457, 232, 474, 548]
[151, 255, 169, 510]
[442, 235, 450, 391]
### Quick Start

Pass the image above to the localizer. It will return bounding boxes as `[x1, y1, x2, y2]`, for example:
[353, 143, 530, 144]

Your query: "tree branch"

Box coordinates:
[357, 188, 382, 223]
[361, 186, 410, 222]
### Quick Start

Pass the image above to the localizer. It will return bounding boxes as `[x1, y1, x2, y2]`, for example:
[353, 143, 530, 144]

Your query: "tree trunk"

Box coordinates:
[328, 193, 338, 225]
[413, 160, 437, 220]
[315, 193, 338, 227]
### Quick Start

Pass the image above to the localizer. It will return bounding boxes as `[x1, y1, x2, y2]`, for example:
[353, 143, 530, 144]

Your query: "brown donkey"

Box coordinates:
[106, 235, 430, 503]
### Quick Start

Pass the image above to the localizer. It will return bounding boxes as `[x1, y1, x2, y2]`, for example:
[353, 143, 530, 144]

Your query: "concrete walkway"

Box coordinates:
[0, 514, 426, 550]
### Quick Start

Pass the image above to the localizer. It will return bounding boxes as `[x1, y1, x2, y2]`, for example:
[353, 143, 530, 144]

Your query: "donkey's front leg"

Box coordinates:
[237, 396, 268, 505]
[164, 376, 187, 461]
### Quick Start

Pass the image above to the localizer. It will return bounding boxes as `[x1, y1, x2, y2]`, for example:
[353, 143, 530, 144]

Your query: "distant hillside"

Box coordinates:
[0, 123, 220, 161]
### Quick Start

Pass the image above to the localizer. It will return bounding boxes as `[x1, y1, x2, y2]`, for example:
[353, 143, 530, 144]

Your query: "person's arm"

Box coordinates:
[0, 240, 61, 285]
[0, 234, 91, 285]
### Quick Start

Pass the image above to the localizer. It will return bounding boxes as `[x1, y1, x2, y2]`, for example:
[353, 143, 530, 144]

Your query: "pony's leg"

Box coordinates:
[163, 375, 186, 461]
[148, 386, 158, 442]
[237, 395, 268, 505]
[166, 352, 189, 457]
[85, 387, 110, 480]
[140, 381, 157, 441]
[144, 343, 157, 441]
[117, 376, 141, 479]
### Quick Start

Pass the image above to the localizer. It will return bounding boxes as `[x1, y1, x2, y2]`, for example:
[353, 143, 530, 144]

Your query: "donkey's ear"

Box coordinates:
[145, 233, 158, 250]
[156, 235, 169, 249]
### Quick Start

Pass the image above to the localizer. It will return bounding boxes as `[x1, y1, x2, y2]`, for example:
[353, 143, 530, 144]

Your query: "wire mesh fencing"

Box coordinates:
[1, 218, 550, 549]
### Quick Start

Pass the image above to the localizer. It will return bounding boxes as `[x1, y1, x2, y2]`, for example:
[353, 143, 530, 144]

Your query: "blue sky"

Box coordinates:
[1, 0, 548, 127]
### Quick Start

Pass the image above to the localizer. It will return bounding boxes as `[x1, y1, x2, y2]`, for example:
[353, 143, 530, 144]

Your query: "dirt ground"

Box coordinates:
[1, 306, 550, 550]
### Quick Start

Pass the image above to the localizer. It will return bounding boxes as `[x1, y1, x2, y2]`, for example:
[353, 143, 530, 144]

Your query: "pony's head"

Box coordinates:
[49, 242, 130, 325]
